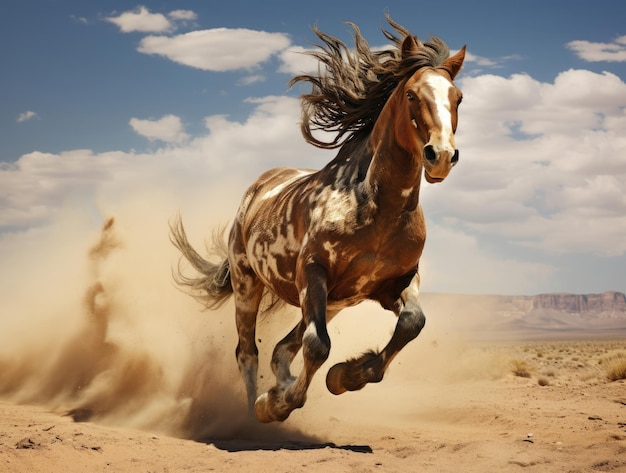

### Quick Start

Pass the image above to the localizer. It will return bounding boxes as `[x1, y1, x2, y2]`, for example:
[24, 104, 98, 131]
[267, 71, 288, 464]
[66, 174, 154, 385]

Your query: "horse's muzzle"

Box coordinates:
[423, 145, 459, 183]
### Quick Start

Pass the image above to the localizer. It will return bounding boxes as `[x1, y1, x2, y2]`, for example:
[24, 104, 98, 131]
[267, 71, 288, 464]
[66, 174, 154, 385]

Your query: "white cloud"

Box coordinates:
[464, 51, 498, 67]
[129, 115, 189, 143]
[419, 223, 556, 295]
[278, 46, 320, 75]
[138, 28, 291, 71]
[70, 14, 88, 25]
[17, 111, 38, 122]
[567, 35, 626, 62]
[422, 68, 626, 256]
[2, 67, 626, 294]
[106, 6, 173, 33]
[0, 97, 322, 230]
[238, 74, 266, 86]
[168, 10, 197, 21]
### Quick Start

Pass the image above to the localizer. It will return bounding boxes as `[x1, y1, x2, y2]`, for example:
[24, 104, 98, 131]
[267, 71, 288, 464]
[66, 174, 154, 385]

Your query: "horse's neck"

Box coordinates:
[365, 128, 423, 211]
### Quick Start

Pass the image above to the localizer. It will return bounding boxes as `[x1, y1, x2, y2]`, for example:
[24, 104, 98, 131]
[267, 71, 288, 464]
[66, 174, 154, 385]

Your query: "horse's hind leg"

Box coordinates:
[255, 263, 331, 422]
[234, 293, 263, 415]
[326, 273, 424, 395]
[230, 253, 265, 415]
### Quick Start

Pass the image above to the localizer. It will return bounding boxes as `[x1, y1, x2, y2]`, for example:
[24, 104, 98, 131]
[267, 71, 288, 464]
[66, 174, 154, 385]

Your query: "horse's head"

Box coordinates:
[396, 37, 466, 184]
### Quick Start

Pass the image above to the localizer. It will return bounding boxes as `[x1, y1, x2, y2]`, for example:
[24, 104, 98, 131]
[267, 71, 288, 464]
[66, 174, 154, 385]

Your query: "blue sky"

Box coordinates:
[1, 1, 626, 296]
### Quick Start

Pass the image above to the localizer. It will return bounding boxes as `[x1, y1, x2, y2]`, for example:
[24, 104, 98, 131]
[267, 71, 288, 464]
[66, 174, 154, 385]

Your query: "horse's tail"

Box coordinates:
[169, 214, 233, 309]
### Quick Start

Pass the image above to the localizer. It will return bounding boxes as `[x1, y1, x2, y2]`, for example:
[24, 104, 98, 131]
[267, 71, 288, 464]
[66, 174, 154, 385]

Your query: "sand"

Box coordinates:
[1, 219, 625, 472]
[2, 337, 625, 473]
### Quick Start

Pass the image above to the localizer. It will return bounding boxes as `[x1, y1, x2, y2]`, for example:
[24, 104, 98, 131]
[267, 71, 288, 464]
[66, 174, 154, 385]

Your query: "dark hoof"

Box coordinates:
[326, 363, 349, 395]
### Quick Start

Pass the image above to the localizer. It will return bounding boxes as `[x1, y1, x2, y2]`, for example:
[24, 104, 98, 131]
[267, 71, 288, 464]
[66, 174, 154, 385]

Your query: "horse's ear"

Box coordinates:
[401, 35, 419, 58]
[441, 45, 466, 79]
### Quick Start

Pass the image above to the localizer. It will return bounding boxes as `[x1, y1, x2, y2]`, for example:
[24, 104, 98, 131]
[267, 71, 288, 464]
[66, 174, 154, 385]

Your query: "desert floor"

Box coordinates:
[2, 336, 625, 473]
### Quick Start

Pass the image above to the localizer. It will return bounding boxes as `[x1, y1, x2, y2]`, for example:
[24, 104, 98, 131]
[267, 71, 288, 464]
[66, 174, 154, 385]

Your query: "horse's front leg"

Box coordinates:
[255, 263, 330, 422]
[326, 273, 425, 395]
[271, 309, 339, 386]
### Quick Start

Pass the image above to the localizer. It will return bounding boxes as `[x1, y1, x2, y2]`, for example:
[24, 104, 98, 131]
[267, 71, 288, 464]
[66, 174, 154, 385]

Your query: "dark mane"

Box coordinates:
[290, 15, 452, 150]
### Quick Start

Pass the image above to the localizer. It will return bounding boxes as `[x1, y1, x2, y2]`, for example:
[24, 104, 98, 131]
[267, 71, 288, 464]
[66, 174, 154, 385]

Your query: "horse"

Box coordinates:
[170, 16, 465, 423]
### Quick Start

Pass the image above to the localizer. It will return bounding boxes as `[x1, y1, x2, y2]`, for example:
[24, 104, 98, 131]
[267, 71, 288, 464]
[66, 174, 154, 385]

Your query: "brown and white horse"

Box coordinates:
[171, 17, 465, 423]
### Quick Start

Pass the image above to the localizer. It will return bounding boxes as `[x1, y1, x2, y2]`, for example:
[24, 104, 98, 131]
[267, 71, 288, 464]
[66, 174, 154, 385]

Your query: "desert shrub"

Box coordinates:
[511, 359, 533, 378]
[537, 377, 550, 386]
[599, 350, 626, 382]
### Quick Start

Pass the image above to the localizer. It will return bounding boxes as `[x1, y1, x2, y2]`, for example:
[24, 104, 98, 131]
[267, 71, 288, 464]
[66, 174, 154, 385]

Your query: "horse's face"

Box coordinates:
[400, 42, 466, 184]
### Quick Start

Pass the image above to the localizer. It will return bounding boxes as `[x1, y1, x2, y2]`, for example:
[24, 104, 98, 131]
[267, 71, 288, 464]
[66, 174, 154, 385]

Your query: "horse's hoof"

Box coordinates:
[254, 392, 293, 423]
[254, 393, 274, 423]
[326, 363, 348, 395]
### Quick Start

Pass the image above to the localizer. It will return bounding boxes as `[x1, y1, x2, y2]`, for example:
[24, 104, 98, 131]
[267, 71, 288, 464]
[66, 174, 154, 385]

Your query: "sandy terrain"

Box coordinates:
[2, 336, 625, 473]
[1, 219, 625, 472]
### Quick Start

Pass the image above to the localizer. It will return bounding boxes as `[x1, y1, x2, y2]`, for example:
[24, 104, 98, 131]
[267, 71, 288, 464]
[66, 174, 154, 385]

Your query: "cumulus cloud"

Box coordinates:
[138, 28, 291, 71]
[17, 111, 38, 122]
[278, 46, 320, 75]
[0, 97, 320, 232]
[464, 51, 499, 68]
[2, 67, 626, 293]
[129, 115, 189, 143]
[105, 6, 173, 33]
[419, 223, 556, 295]
[567, 35, 626, 62]
[423, 68, 626, 256]
[168, 10, 197, 21]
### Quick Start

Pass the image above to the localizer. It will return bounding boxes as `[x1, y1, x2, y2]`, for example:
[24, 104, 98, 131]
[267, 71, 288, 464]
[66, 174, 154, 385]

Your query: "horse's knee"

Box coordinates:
[236, 340, 259, 359]
[302, 321, 330, 366]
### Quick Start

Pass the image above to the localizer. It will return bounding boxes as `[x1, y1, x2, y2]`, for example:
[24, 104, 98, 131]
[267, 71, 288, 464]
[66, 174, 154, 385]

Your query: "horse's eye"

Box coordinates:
[406, 91, 415, 101]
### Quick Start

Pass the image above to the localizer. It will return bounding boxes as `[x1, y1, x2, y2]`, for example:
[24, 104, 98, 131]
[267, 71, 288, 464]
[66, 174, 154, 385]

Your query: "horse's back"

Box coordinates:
[237, 167, 315, 222]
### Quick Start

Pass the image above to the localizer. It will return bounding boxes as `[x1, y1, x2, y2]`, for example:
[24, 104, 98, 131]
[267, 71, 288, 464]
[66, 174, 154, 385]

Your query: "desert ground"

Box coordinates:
[1, 219, 625, 472]
[2, 332, 625, 473]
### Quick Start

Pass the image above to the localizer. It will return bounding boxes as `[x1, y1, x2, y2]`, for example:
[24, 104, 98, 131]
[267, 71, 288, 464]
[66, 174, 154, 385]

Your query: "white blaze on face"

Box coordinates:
[425, 73, 455, 148]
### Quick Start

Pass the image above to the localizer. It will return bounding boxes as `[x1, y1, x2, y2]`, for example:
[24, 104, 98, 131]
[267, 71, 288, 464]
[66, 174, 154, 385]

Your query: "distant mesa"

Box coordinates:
[529, 291, 626, 314]
[421, 291, 626, 339]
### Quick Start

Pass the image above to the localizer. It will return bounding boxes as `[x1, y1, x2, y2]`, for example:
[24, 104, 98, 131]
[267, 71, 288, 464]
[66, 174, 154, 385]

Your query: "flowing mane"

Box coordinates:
[290, 15, 452, 149]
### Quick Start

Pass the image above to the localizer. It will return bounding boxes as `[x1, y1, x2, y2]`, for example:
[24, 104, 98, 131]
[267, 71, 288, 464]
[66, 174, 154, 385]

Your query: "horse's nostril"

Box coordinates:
[423, 145, 437, 163]
[451, 149, 459, 165]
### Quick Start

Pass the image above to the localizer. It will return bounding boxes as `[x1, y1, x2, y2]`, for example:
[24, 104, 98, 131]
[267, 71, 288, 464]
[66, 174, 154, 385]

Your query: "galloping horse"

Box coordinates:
[171, 17, 465, 423]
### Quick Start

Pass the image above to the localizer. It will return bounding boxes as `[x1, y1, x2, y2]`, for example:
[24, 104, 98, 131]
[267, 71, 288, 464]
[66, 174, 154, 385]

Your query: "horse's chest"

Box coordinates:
[317, 219, 425, 302]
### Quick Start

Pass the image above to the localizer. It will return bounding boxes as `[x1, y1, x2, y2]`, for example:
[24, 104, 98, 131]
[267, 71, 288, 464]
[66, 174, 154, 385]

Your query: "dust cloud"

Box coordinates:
[0, 185, 510, 443]
[0, 201, 318, 443]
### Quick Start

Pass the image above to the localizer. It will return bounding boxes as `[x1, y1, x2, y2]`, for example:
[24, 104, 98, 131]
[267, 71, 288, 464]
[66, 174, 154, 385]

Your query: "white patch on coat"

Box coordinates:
[310, 188, 358, 234]
[323, 240, 339, 264]
[261, 170, 313, 201]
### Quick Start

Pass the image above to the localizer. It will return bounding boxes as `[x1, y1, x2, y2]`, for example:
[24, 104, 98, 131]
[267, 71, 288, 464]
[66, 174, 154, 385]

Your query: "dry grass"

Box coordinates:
[511, 359, 533, 378]
[598, 350, 626, 381]
[490, 340, 626, 385]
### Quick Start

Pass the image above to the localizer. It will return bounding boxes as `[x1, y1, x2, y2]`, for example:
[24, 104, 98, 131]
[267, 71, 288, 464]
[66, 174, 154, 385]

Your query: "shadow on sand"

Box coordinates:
[203, 438, 373, 453]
